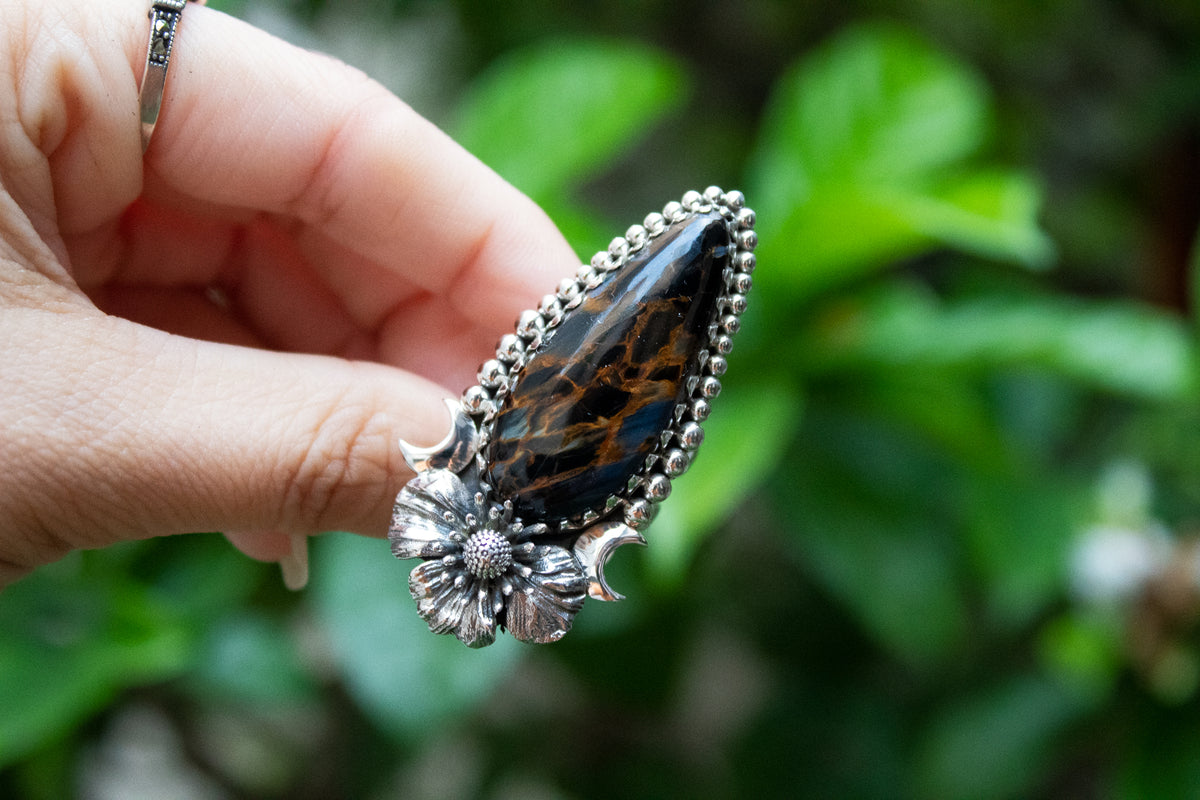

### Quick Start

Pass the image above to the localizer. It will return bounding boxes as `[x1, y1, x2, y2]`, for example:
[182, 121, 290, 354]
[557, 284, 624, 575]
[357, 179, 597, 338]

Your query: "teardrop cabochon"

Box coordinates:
[465, 189, 758, 532]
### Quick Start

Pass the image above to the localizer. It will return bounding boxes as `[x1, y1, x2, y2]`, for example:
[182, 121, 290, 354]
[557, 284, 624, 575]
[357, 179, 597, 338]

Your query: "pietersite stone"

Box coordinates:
[485, 212, 731, 522]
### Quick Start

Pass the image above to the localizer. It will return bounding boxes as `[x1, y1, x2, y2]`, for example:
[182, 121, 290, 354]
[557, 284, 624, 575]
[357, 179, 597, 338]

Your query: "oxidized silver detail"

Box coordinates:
[391, 188, 757, 646]
[397, 398, 478, 473]
[463, 530, 514, 579]
[390, 469, 586, 647]
[139, 0, 204, 152]
[573, 522, 647, 601]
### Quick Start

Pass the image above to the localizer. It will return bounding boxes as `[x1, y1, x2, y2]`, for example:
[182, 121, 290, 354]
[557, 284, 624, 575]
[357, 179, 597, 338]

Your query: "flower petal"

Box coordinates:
[506, 546, 587, 644]
[512, 522, 549, 543]
[523, 546, 593, 593]
[408, 559, 471, 636]
[455, 583, 503, 649]
[389, 469, 476, 559]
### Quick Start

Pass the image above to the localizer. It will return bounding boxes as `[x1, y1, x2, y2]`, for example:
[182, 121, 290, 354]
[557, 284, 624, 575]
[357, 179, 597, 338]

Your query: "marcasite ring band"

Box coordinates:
[138, 0, 204, 152]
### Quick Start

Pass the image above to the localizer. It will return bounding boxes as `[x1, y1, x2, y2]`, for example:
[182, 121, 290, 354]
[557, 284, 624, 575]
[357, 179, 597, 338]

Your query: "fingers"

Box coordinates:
[149, 5, 576, 329]
[0, 307, 451, 574]
[223, 530, 294, 563]
[280, 534, 310, 591]
[0, 0, 584, 578]
[224, 530, 309, 590]
[41, 0, 577, 333]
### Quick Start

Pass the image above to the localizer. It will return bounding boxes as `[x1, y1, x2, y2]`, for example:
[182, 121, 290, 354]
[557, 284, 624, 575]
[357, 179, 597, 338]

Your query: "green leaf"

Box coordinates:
[0, 557, 192, 767]
[963, 475, 1088, 628]
[1037, 612, 1123, 704]
[187, 613, 318, 706]
[859, 372, 1010, 469]
[756, 189, 932, 291]
[787, 504, 967, 667]
[913, 675, 1084, 799]
[455, 39, 689, 204]
[779, 409, 968, 666]
[310, 534, 523, 738]
[748, 23, 1051, 292]
[649, 378, 802, 588]
[914, 169, 1053, 265]
[751, 23, 990, 212]
[141, 534, 265, 622]
[801, 282, 1198, 400]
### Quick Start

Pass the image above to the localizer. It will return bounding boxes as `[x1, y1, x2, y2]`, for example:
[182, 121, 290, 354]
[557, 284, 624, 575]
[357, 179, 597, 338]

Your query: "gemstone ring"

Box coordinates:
[388, 188, 757, 647]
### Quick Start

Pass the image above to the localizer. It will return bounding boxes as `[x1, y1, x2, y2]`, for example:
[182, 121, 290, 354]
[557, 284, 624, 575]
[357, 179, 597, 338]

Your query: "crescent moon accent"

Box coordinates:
[398, 398, 479, 473]
[573, 521, 647, 602]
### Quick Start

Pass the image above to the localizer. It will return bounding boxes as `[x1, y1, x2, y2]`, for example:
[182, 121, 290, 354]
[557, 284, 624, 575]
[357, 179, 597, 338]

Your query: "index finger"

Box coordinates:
[59, 0, 579, 331]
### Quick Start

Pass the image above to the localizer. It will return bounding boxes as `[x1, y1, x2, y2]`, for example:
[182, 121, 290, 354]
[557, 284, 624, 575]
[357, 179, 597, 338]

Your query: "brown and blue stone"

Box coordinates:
[484, 212, 731, 523]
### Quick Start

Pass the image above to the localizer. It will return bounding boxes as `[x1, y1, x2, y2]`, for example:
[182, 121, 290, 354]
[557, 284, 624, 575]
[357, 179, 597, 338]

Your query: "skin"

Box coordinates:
[0, 0, 578, 585]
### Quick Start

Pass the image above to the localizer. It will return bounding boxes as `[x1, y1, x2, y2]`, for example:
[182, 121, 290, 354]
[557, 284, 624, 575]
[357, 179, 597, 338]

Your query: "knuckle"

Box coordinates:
[0, 499, 76, 580]
[282, 395, 396, 532]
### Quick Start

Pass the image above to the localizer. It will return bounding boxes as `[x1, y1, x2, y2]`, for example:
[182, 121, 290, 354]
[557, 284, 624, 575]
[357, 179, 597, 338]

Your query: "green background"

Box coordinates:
[5, 0, 1200, 797]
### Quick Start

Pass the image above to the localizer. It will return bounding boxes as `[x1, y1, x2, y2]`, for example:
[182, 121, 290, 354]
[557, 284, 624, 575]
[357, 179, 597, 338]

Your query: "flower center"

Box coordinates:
[462, 530, 514, 579]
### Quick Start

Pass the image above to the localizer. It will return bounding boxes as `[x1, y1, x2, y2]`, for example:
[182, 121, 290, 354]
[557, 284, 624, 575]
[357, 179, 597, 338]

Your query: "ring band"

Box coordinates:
[138, 0, 204, 152]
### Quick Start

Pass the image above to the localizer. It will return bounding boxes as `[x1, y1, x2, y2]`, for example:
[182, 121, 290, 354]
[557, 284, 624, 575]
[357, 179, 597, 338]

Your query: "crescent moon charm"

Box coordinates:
[397, 398, 478, 473]
[573, 522, 647, 602]
[387, 187, 757, 647]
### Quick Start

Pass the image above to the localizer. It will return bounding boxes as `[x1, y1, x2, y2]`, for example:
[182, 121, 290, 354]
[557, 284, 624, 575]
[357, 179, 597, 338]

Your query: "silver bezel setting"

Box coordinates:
[462, 187, 756, 532]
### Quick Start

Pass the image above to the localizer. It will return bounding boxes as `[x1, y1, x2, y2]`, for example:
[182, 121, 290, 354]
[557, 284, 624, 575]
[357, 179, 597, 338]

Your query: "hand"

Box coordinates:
[0, 0, 577, 585]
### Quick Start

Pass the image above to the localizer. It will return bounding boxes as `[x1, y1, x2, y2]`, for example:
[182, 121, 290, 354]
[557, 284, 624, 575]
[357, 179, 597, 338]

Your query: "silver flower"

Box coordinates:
[388, 469, 588, 648]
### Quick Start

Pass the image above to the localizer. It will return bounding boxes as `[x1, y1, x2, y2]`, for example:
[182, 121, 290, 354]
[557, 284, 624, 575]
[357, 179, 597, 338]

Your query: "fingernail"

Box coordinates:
[279, 534, 309, 591]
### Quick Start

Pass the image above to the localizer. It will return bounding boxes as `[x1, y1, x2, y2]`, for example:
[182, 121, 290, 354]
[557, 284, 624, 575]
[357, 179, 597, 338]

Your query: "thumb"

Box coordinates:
[0, 307, 450, 577]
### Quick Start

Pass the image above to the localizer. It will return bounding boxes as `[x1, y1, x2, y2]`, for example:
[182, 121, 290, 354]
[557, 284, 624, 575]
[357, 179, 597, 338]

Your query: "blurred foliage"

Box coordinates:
[6, 0, 1200, 798]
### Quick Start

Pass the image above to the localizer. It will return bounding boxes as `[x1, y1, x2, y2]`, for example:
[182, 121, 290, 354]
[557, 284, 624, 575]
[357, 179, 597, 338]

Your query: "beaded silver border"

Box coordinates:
[460, 186, 757, 532]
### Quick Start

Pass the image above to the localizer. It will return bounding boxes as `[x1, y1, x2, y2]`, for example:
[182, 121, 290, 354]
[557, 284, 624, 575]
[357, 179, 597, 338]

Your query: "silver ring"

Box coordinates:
[387, 187, 757, 647]
[138, 0, 204, 152]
